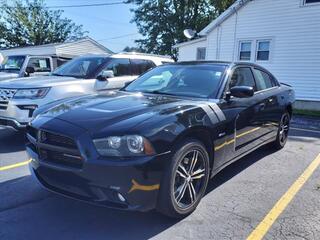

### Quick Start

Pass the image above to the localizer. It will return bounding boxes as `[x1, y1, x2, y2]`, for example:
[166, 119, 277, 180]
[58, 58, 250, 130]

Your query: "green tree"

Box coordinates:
[123, 46, 144, 52]
[210, 0, 236, 14]
[128, 0, 235, 59]
[0, 0, 86, 48]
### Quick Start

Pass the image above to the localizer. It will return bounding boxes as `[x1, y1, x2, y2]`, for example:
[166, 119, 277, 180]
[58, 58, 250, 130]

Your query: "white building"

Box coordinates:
[175, 0, 320, 110]
[0, 37, 113, 58]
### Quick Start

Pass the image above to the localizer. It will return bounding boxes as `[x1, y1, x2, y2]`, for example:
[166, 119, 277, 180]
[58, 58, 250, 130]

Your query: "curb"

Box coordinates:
[291, 115, 320, 131]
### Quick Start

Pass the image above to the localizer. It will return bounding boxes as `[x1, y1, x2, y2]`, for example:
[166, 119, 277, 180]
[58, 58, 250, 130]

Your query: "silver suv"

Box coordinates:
[0, 53, 173, 129]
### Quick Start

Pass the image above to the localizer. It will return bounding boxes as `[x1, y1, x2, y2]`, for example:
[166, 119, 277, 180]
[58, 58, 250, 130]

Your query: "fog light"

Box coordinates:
[117, 193, 126, 202]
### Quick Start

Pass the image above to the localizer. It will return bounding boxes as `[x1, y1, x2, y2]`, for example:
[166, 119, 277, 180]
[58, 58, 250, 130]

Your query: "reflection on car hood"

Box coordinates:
[0, 72, 19, 81]
[38, 91, 206, 133]
[0, 75, 78, 88]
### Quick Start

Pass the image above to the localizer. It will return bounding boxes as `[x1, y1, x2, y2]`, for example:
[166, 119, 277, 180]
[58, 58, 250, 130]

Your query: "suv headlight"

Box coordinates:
[14, 88, 50, 99]
[93, 135, 155, 157]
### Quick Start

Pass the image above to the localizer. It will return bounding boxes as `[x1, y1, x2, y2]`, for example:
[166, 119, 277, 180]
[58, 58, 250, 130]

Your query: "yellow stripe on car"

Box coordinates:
[0, 159, 31, 171]
[128, 179, 160, 193]
[214, 127, 261, 151]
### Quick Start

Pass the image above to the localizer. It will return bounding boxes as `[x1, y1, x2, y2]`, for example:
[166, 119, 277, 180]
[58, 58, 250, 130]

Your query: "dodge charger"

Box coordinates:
[26, 61, 295, 218]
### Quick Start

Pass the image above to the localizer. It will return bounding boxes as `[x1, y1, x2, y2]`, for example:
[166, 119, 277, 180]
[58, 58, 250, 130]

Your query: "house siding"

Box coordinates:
[177, 39, 207, 61]
[178, 0, 320, 101]
[56, 39, 111, 57]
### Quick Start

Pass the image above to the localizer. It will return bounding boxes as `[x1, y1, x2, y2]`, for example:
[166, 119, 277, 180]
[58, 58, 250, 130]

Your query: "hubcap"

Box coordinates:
[279, 114, 290, 144]
[173, 149, 206, 209]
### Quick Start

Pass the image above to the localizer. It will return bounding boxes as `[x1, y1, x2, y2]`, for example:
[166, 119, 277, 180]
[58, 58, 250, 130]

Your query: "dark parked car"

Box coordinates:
[26, 61, 295, 218]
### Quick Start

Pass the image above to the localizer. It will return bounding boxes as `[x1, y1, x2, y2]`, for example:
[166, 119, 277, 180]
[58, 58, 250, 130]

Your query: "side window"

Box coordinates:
[27, 58, 51, 72]
[196, 47, 206, 60]
[104, 58, 131, 77]
[256, 41, 270, 61]
[253, 68, 275, 91]
[229, 67, 256, 90]
[239, 41, 252, 61]
[131, 59, 156, 75]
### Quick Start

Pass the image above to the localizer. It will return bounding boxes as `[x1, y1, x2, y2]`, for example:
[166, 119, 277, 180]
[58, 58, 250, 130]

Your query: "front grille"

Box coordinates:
[0, 88, 16, 110]
[26, 127, 83, 169]
[39, 148, 83, 168]
[0, 88, 17, 100]
[0, 100, 8, 110]
[43, 131, 77, 149]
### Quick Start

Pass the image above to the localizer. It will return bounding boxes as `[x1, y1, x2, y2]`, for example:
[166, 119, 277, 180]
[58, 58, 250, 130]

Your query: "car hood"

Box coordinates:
[38, 91, 208, 133]
[0, 75, 78, 88]
[0, 72, 19, 81]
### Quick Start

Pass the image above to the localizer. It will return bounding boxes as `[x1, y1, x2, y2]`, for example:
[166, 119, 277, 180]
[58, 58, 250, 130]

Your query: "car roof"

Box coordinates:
[168, 60, 271, 70]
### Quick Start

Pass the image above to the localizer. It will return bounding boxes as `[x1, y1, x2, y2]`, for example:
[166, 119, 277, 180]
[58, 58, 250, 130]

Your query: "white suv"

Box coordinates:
[0, 53, 173, 129]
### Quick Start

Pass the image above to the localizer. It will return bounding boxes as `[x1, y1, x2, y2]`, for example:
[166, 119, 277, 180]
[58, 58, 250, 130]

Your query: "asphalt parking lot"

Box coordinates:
[1, 125, 320, 240]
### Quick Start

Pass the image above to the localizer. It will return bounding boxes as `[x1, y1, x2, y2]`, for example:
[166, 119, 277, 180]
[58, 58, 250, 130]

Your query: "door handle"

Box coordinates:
[259, 103, 266, 111]
[268, 98, 274, 103]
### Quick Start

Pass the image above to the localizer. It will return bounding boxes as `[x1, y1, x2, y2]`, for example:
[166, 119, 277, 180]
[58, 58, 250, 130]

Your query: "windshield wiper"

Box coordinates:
[144, 90, 178, 96]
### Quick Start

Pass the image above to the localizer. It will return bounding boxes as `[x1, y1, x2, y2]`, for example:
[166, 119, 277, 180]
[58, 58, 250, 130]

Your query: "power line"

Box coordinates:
[2, 1, 127, 9]
[96, 33, 139, 41]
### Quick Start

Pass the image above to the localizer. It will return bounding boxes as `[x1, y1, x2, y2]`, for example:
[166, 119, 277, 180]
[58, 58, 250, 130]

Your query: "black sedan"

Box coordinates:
[26, 61, 295, 218]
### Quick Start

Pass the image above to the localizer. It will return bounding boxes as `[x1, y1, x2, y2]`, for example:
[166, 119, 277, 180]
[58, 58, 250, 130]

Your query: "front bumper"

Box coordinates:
[26, 118, 170, 211]
[0, 98, 41, 129]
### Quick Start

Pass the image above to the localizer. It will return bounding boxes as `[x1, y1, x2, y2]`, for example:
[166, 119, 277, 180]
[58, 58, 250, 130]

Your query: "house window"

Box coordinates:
[196, 47, 206, 60]
[256, 40, 270, 61]
[304, 0, 320, 4]
[239, 41, 252, 61]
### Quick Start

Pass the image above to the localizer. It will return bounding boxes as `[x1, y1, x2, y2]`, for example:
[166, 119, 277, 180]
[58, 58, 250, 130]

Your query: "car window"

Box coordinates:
[131, 59, 156, 75]
[253, 68, 275, 91]
[1, 55, 25, 71]
[125, 64, 226, 98]
[27, 58, 51, 72]
[53, 57, 106, 78]
[102, 58, 131, 77]
[229, 67, 256, 90]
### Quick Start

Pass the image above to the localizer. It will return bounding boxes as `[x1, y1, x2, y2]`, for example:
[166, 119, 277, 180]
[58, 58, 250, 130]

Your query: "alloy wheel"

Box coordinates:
[173, 149, 207, 209]
[279, 113, 290, 145]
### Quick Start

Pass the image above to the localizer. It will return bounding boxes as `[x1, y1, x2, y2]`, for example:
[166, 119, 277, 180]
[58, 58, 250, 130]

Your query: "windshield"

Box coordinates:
[0, 55, 26, 72]
[52, 56, 107, 78]
[125, 64, 227, 98]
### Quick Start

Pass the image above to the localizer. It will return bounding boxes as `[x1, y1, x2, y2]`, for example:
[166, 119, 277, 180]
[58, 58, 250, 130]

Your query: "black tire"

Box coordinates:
[271, 111, 291, 150]
[157, 139, 210, 218]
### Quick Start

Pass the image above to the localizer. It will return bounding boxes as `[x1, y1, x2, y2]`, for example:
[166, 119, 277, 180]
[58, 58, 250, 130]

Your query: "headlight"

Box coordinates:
[93, 135, 155, 157]
[14, 88, 50, 99]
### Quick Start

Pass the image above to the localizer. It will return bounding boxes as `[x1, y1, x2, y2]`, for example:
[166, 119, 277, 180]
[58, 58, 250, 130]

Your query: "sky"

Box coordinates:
[44, 0, 142, 53]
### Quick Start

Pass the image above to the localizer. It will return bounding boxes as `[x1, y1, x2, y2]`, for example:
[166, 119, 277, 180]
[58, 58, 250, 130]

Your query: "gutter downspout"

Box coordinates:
[232, 6, 239, 61]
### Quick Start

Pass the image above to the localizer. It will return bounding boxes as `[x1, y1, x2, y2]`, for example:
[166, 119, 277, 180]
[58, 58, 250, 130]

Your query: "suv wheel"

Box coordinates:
[157, 139, 210, 218]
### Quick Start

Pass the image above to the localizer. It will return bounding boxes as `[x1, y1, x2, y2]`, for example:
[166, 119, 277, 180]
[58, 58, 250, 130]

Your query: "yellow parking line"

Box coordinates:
[247, 153, 320, 240]
[0, 159, 31, 171]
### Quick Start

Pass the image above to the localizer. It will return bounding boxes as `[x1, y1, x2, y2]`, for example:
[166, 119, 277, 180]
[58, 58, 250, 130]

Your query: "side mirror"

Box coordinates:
[97, 70, 114, 81]
[227, 86, 254, 100]
[25, 66, 35, 76]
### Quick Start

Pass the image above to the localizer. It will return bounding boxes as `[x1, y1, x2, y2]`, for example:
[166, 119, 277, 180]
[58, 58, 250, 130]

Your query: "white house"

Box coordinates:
[0, 37, 113, 58]
[175, 0, 320, 110]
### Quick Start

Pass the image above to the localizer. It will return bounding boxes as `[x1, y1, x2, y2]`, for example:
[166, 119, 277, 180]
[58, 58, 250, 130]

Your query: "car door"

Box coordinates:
[252, 67, 282, 140]
[94, 58, 136, 91]
[218, 66, 267, 164]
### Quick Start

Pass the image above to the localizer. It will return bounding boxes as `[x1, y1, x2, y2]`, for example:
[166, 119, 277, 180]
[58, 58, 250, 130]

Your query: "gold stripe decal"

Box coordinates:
[128, 179, 160, 193]
[247, 153, 320, 240]
[214, 127, 261, 151]
[0, 159, 32, 171]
